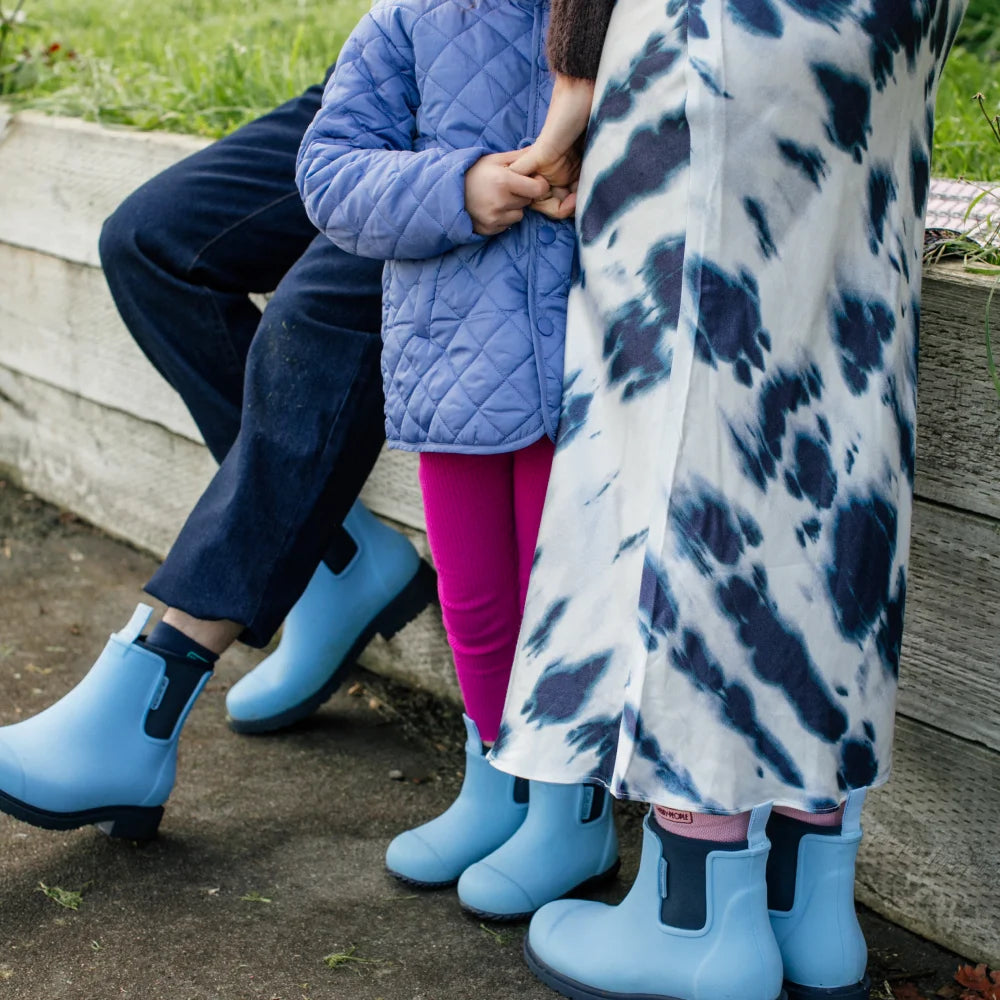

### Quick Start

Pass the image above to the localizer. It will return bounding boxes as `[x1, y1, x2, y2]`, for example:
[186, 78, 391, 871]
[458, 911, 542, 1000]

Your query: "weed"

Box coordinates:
[37, 881, 83, 910]
[478, 923, 520, 947]
[925, 92, 1000, 400]
[321, 946, 377, 971]
[239, 890, 272, 903]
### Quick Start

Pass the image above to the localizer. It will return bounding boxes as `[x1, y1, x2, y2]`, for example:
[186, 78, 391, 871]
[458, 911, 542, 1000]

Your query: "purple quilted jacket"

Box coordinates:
[296, 0, 574, 454]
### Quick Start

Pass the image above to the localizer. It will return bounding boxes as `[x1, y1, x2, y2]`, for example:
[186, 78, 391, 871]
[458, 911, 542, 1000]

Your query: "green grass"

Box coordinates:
[0, 0, 369, 136]
[0, 0, 998, 177]
[934, 0, 1000, 179]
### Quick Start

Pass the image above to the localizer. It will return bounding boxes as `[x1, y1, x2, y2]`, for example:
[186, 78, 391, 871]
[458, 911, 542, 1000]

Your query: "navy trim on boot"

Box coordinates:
[0, 789, 164, 840]
[766, 812, 842, 913]
[649, 821, 748, 931]
[524, 937, 789, 1000]
[784, 979, 870, 1000]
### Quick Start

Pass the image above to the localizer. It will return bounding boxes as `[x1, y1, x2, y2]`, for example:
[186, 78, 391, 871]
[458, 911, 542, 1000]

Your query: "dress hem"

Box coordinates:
[486, 750, 893, 815]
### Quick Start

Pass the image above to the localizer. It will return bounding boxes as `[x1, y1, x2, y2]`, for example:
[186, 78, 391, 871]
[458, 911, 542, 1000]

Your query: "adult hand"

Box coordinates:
[509, 73, 595, 189]
[465, 150, 551, 235]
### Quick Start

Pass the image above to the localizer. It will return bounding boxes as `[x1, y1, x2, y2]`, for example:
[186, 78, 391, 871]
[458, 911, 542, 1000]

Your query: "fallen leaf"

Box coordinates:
[892, 984, 926, 1000]
[956, 965, 1000, 1000]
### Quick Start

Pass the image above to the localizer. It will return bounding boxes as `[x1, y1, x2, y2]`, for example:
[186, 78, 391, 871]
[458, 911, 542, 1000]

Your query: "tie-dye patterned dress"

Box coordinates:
[490, 0, 968, 813]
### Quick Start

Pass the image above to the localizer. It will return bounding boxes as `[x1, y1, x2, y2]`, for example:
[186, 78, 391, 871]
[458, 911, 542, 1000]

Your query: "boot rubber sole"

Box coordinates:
[228, 559, 438, 734]
[784, 978, 870, 1000]
[462, 856, 623, 923]
[525, 939, 788, 1000]
[0, 787, 163, 840]
[385, 865, 459, 889]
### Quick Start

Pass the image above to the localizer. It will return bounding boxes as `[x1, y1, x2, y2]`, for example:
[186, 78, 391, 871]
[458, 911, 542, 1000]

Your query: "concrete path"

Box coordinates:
[0, 481, 964, 999]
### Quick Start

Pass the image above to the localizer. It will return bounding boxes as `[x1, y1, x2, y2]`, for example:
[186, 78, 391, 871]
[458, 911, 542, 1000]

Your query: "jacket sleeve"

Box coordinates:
[547, 0, 616, 80]
[296, 7, 486, 261]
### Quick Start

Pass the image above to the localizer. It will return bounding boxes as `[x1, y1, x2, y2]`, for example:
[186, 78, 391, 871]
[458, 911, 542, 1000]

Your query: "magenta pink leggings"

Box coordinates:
[419, 437, 555, 742]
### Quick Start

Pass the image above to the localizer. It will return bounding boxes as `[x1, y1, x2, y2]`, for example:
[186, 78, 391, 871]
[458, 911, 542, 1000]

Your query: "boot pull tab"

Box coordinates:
[747, 803, 772, 849]
[115, 604, 154, 645]
[842, 787, 867, 835]
[462, 713, 484, 755]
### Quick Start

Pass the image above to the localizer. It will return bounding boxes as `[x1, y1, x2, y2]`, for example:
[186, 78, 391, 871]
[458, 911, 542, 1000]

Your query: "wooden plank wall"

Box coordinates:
[0, 112, 997, 964]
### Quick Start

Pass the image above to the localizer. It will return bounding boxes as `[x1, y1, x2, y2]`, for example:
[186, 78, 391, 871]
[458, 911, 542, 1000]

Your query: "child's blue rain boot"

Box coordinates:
[0, 605, 210, 840]
[524, 807, 787, 1000]
[385, 715, 528, 887]
[767, 790, 870, 1000]
[226, 501, 436, 733]
[457, 780, 620, 921]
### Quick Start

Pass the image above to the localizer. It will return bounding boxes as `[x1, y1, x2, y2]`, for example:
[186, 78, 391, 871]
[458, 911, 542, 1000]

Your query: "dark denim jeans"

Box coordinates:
[99, 83, 386, 646]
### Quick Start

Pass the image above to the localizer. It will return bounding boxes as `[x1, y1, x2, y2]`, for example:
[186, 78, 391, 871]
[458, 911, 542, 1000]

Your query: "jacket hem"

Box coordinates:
[386, 428, 552, 456]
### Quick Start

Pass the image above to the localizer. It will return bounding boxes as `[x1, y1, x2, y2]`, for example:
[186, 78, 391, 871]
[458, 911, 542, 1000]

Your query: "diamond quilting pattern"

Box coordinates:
[297, 0, 573, 452]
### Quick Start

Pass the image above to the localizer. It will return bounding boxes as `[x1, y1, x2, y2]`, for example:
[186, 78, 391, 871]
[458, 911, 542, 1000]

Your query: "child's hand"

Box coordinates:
[465, 151, 551, 235]
[530, 184, 577, 221]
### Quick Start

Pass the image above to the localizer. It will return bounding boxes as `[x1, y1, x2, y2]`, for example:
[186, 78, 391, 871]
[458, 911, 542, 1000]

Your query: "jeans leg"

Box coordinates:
[146, 234, 385, 647]
[98, 83, 330, 461]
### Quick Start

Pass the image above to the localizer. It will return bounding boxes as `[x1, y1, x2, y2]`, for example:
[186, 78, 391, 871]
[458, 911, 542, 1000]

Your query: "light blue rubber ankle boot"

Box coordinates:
[767, 790, 870, 1000]
[525, 807, 787, 1000]
[226, 501, 436, 733]
[458, 780, 620, 921]
[0, 605, 210, 840]
[385, 715, 529, 887]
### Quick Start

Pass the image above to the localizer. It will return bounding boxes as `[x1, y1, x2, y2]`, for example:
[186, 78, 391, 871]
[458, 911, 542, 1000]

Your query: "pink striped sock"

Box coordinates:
[773, 804, 844, 827]
[653, 806, 751, 842]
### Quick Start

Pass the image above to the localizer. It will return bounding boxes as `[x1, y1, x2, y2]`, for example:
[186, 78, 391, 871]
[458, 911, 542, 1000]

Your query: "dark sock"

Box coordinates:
[139, 623, 216, 740]
[145, 621, 219, 666]
[323, 525, 358, 575]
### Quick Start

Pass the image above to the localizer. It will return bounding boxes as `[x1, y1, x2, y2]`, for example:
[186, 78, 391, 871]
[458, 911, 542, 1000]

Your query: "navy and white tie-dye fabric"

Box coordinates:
[490, 0, 966, 812]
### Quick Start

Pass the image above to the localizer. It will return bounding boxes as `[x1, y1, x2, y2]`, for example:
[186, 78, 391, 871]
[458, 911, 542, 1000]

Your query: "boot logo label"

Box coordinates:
[149, 677, 169, 712]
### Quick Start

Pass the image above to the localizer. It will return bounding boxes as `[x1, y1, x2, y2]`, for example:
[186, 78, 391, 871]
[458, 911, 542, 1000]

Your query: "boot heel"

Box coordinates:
[375, 560, 438, 640]
[96, 806, 164, 841]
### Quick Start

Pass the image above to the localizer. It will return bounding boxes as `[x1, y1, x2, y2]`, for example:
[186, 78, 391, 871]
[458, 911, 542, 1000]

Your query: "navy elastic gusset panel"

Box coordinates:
[513, 777, 530, 805]
[584, 784, 606, 823]
[323, 525, 359, 575]
[650, 820, 747, 931]
[140, 643, 212, 739]
[765, 811, 843, 912]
